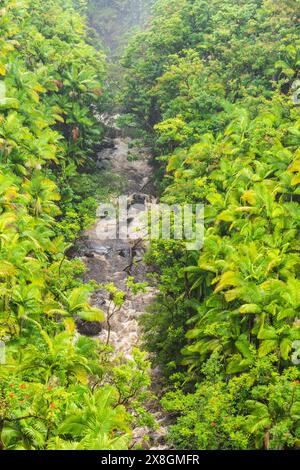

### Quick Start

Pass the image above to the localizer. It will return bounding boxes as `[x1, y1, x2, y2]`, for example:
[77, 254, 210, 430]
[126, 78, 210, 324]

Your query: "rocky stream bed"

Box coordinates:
[74, 121, 170, 450]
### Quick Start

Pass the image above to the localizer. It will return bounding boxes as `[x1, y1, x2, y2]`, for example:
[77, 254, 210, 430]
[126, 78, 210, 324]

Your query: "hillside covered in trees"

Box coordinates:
[121, 0, 300, 450]
[0, 0, 300, 453]
[0, 0, 151, 450]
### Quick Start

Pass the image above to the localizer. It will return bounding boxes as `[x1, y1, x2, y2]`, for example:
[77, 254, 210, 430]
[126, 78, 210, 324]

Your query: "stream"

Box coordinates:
[75, 120, 169, 449]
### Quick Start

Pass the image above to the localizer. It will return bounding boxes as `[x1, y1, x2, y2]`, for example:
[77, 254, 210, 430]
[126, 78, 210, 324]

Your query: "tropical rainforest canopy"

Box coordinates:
[0, 0, 300, 451]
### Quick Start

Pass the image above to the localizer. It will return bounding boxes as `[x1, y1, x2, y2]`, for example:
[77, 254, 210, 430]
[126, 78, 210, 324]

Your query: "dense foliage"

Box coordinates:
[0, 0, 150, 450]
[122, 0, 300, 449]
[2, 0, 300, 452]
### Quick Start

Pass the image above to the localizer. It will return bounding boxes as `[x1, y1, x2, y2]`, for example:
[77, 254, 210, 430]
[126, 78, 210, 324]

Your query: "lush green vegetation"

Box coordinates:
[0, 0, 151, 450]
[121, 0, 300, 450]
[1, 0, 300, 452]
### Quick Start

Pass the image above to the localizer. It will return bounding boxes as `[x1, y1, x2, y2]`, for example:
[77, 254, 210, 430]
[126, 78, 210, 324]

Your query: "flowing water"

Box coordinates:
[76, 121, 169, 449]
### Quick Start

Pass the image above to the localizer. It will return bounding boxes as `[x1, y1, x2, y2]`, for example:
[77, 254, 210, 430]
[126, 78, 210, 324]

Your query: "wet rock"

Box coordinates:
[67, 236, 91, 258]
[93, 246, 110, 256]
[84, 252, 95, 259]
[149, 429, 167, 446]
[117, 248, 131, 258]
[128, 193, 149, 206]
[140, 176, 150, 189]
[100, 137, 116, 150]
[97, 148, 114, 161]
[91, 293, 106, 307]
[99, 213, 109, 220]
[76, 319, 103, 337]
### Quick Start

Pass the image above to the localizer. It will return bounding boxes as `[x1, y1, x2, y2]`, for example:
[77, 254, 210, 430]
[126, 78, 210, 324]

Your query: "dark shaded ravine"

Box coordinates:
[76, 119, 170, 449]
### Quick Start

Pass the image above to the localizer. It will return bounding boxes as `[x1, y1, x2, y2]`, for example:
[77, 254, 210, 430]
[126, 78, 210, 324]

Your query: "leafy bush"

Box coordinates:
[122, 0, 300, 449]
[0, 0, 150, 450]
